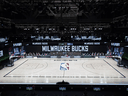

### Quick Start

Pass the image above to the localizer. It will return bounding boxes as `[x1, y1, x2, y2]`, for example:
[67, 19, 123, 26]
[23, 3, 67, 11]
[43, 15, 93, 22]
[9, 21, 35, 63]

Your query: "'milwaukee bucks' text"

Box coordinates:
[42, 46, 88, 52]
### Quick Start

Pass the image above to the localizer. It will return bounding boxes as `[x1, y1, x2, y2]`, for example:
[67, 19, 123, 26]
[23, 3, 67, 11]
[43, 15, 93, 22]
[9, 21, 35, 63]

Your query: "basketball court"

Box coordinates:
[0, 58, 128, 85]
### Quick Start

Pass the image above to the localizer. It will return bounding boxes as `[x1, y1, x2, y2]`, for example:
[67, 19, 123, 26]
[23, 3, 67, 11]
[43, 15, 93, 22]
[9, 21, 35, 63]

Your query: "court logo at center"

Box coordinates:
[60, 63, 69, 70]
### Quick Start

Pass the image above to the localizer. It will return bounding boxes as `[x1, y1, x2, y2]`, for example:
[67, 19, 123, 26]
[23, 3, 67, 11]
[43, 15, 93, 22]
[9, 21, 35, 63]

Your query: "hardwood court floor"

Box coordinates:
[0, 58, 128, 85]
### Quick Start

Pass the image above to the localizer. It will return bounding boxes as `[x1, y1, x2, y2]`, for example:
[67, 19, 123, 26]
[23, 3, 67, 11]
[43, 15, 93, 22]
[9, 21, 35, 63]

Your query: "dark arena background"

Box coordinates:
[1, 0, 128, 96]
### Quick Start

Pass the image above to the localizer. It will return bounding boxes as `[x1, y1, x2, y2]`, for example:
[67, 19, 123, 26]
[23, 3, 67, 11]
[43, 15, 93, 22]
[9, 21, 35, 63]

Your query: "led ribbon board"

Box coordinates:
[42, 46, 89, 52]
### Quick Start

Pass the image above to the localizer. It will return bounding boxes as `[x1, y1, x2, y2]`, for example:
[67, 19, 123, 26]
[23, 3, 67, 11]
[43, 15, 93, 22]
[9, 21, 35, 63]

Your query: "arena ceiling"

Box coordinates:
[0, 0, 128, 24]
[0, 0, 128, 42]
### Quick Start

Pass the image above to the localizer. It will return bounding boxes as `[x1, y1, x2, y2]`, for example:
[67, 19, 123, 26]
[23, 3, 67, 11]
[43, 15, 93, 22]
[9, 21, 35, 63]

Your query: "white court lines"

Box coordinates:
[1, 58, 128, 84]
[103, 59, 126, 78]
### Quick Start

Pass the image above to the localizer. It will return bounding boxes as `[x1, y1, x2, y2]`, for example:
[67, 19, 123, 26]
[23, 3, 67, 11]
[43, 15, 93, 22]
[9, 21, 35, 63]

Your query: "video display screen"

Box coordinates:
[106, 46, 124, 57]
[111, 43, 120, 46]
[93, 87, 101, 91]
[41, 45, 107, 52]
[59, 87, 66, 91]
[0, 47, 9, 65]
[81, 36, 102, 40]
[0, 50, 3, 57]
[51, 36, 61, 41]
[67, 43, 73, 46]
[126, 88, 128, 91]
[72, 36, 81, 40]
[59, 43, 65, 46]
[13, 43, 22, 47]
[0, 38, 5, 42]
[9, 46, 26, 57]
[125, 36, 128, 42]
[26, 87, 33, 91]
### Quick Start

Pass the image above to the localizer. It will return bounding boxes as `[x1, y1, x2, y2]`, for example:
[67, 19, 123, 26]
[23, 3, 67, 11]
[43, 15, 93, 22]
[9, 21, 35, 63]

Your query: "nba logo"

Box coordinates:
[60, 63, 69, 70]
